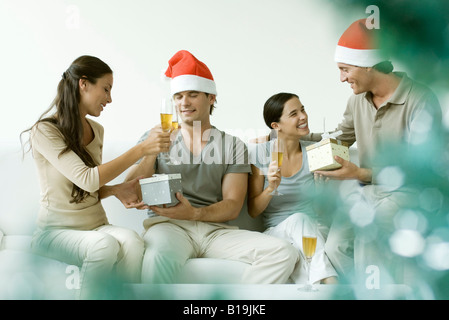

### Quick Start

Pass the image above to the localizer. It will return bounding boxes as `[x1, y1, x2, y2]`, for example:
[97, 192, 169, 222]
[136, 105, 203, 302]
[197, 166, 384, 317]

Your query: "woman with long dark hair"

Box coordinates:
[20, 55, 170, 299]
[248, 92, 338, 285]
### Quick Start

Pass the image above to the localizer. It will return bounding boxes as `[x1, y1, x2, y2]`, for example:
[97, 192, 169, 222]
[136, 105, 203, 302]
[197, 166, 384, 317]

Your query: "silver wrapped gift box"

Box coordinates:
[139, 174, 182, 207]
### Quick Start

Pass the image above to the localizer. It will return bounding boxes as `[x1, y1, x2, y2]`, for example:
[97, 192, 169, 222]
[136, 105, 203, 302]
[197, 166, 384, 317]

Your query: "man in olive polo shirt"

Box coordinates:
[308, 19, 443, 282]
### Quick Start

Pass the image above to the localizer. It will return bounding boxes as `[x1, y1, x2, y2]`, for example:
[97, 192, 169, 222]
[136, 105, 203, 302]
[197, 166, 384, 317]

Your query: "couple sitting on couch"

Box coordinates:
[21, 19, 442, 299]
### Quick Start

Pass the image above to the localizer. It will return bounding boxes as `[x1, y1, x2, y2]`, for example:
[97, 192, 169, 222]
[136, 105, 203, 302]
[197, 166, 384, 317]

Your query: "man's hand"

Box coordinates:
[149, 173, 247, 223]
[314, 156, 372, 183]
[149, 192, 199, 220]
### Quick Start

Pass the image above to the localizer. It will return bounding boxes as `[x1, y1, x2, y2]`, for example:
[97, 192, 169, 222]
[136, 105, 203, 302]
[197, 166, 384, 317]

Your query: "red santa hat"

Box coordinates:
[334, 18, 387, 67]
[164, 50, 217, 96]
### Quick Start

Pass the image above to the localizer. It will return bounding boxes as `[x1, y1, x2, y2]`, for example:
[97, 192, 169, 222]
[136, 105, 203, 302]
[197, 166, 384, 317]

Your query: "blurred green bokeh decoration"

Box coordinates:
[326, 0, 449, 299]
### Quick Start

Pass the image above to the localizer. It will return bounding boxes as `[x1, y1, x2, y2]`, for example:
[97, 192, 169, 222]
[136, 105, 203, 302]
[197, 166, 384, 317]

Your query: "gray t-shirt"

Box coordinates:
[249, 140, 317, 228]
[137, 126, 251, 216]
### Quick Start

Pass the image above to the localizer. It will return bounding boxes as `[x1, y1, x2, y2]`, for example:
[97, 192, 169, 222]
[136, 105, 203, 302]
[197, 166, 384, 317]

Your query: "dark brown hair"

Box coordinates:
[373, 61, 394, 74]
[263, 92, 299, 129]
[20, 55, 113, 203]
[204, 93, 216, 115]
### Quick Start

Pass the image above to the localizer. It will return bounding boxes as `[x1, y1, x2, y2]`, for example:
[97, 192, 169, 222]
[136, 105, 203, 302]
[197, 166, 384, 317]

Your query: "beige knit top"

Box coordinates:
[31, 118, 108, 230]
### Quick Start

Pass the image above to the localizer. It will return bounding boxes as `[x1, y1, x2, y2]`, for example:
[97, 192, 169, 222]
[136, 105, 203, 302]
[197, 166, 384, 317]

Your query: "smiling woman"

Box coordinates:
[79, 73, 113, 119]
[247, 92, 338, 285]
[24, 55, 114, 203]
[18, 55, 173, 299]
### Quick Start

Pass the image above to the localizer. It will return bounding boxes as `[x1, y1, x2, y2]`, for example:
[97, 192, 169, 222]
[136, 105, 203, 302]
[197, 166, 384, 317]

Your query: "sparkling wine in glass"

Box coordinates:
[298, 217, 318, 292]
[270, 138, 284, 196]
[160, 98, 173, 161]
[171, 104, 179, 131]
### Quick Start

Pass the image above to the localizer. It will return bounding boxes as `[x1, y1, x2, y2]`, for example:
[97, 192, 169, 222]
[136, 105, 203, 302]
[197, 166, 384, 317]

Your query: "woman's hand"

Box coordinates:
[266, 160, 281, 193]
[111, 176, 148, 209]
[141, 125, 172, 156]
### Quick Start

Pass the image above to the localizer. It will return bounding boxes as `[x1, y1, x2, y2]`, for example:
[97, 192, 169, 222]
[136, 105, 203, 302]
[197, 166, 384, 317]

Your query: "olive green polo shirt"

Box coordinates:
[305, 72, 442, 183]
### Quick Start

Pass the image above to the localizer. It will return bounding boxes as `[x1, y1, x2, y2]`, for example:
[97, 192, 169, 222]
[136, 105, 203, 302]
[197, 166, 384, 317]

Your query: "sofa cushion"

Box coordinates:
[0, 250, 74, 299]
[0, 234, 75, 299]
[1, 235, 32, 251]
[0, 150, 40, 236]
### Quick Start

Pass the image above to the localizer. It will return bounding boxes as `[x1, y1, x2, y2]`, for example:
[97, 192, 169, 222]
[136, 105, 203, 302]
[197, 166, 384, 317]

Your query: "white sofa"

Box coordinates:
[0, 143, 265, 300]
[2, 141, 372, 300]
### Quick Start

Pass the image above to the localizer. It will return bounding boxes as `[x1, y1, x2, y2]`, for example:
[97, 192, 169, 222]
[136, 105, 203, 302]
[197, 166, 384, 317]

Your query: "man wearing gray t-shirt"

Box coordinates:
[126, 50, 298, 284]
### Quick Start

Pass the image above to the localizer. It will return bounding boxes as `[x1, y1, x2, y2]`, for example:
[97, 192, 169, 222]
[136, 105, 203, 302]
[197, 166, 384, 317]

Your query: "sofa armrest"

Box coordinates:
[1, 235, 32, 252]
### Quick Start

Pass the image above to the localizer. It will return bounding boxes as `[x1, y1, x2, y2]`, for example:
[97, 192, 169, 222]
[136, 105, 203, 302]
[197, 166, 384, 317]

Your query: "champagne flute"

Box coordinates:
[171, 104, 179, 131]
[298, 217, 318, 292]
[270, 138, 284, 196]
[169, 103, 181, 165]
[160, 98, 173, 162]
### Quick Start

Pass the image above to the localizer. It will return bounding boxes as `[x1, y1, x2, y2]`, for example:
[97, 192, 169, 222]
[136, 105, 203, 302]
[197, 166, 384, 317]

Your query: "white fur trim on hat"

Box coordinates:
[170, 74, 217, 96]
[335, 45, 385, 67]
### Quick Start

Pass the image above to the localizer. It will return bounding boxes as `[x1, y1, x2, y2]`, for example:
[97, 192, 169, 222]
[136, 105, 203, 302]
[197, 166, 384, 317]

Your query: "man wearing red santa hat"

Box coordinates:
[307, 19, 443, 282]
[126, 50, 299, 284]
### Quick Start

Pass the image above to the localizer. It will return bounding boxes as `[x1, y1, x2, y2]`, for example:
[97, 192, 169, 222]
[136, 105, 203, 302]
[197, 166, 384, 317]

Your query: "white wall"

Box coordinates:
[3, 0, 446, 159]
[1, 0, 360, 158]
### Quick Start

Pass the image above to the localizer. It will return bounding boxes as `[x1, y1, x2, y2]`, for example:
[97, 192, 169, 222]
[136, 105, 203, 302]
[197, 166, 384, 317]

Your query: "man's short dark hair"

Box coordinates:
[373, 61, 394, 74]
[204, 93, 216, 115]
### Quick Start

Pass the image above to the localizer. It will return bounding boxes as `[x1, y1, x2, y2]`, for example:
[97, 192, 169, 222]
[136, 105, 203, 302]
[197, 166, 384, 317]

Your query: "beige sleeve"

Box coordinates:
[335, 97, 357, 147]
[31, 122, 100, 193]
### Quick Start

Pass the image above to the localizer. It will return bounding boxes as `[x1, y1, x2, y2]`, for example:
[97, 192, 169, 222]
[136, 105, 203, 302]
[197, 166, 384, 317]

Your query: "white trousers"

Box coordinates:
[141, 217, 299, 284]
[322, 179, 421, 284]
[31, 224, 144, 299]
[264, 213, 338, 284]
